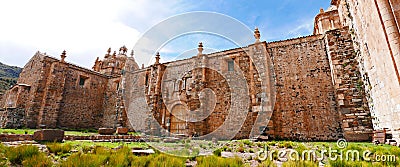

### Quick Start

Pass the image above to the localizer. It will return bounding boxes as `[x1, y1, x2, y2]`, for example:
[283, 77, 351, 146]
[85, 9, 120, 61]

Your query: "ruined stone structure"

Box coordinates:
[0, 47, 138, 129]
[1, 0, 399, 141]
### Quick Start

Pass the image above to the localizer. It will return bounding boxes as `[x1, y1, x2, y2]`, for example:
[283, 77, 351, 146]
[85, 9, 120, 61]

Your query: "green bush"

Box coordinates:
[46, 142, 72, 155]
[61, 152, 109, 167]
[131, 155, 152, 167]
[213, 148, 222, 156]
[242, 140, 252, 146]
[6, 145, 40, 165]
[22, 153, 53, 167]
[107, 147, 132, 167]
[258, 159, 276, 167]
[148, 154, 185, 167]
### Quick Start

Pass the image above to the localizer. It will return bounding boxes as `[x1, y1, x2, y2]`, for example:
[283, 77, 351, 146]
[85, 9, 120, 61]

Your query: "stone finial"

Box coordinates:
[130, 50, 134, 57]
[92, 57, 100, 71]
[112, 51, 117, 58]
[320, 8, 324, 13]
[60, 50, 66, 63]
[198, 42, 204, 56]
[254, 27, 260, 42]
[119, 45, 128, 54]
[142, 64, 145, 69]
[155, 52, 160, 65]
[105, 48, 111, 58]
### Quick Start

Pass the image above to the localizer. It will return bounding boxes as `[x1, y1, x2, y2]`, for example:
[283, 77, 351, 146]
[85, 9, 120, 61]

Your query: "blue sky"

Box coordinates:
[0, 0, 331, 68]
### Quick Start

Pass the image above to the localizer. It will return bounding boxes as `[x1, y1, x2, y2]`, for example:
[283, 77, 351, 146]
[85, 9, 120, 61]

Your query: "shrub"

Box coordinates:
[7, 145, 40, 165]
[22, 153, 53, 167]
[46, 142, 72, 155]
[106, 147, 131, 167]
[242, 140, 252, 146]
[148, 154, 185, 167]
[196, 155, 243, 167]
[60, 152, 109, 167]
[258, 159, 276, 167]
[131, 155, 152, 167]
[213, 148, 222, 156]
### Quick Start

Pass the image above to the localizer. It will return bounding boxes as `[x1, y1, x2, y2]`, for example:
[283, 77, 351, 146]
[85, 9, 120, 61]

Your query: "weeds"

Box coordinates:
[46, 142, 72, 155]
[196, 155, 243, 167]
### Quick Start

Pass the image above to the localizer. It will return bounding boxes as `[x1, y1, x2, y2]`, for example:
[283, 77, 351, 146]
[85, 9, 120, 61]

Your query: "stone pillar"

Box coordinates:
[375, 0, 400, 85]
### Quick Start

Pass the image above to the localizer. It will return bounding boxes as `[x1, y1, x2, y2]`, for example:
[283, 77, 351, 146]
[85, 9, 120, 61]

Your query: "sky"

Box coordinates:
[0, 0, 331, 68]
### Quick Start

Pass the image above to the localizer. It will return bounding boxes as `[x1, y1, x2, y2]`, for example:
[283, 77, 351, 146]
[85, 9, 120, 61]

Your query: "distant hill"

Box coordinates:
[0, 62, 22, 95]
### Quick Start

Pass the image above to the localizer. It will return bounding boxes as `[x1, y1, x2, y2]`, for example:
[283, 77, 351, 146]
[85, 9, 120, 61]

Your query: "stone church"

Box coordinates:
[1, 0, 400, 141]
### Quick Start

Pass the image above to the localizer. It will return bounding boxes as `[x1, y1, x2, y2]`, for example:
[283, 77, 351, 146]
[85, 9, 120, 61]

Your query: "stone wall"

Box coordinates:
[267, 35, 343, 141]
[335, 0, 400, 139]
[57, 64, 109, 129]
[325, 27, 373, 141]
[0, 52, 124, 130]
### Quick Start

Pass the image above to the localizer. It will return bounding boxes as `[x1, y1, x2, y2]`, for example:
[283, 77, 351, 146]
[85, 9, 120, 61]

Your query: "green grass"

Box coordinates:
[64, 130, 98, 136]
[46, 142, 72, 155]
[64, 140, 149, 149]
[2, 139, 400, 167]
[0, 128, 35, 135]
[0, 128, 99, 136]
[5, 145, 52, 166]
[196, 155, 243, 167]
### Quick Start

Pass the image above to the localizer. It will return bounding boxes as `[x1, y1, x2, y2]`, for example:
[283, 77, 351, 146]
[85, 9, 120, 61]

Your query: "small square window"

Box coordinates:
[79, 78, 85, 86]
[228, 60, 234, 71]
[78, 75, 89, 87]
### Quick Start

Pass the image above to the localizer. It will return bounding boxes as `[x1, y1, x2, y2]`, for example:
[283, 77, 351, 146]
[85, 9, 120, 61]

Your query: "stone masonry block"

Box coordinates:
[33, 129, 64, 142]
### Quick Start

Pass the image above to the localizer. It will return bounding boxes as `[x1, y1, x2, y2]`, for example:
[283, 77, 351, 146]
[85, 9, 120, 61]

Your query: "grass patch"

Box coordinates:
[196, 155, 243, 167]
[6, 145, 52, 166]
[0, 128, 35, 135]
[64, 140, 149, 149]
[46, 142, 72, 155]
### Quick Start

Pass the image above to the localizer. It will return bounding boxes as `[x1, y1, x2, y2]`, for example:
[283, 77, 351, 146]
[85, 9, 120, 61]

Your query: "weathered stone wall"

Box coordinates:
[57, 64, 109, 129]
[325, 28, 373, 141]
[123, 35, 373, 141]
[0, 52, 123, 130]
[101, 77, 121, 128]
[267, 35, 343, 141]
[335, 0, 400, 139]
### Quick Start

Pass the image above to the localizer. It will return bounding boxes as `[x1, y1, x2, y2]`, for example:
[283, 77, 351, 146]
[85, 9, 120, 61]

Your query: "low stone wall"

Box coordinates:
[0, 134, 141, 142]
[0, 134, 33, 142]
[64, 135, 141, 141]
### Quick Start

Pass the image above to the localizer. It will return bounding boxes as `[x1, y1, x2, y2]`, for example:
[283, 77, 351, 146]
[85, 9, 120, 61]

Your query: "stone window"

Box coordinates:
[228, 60, 234, 71]
[145, 74, 149, 86]
[115, 80, 120, 90]
[78, 75, 89, 87]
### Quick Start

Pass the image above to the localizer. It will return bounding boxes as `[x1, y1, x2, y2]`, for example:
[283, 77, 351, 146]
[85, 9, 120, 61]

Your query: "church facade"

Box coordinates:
[1, 0, 399, 141]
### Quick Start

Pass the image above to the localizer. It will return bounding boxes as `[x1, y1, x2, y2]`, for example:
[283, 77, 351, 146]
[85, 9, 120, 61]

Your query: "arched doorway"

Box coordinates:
[169, 105, 188, 135]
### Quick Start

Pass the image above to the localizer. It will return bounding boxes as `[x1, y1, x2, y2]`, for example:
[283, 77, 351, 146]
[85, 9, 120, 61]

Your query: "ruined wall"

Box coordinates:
[336, 0, 400, 139]
[267, 35, 343, 141]
[57, 65, 109, 129]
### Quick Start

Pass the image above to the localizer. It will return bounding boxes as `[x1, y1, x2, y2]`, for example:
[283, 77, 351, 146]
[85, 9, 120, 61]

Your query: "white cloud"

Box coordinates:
[0, 0, 191, 68]
[285, 18, 314, 38]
